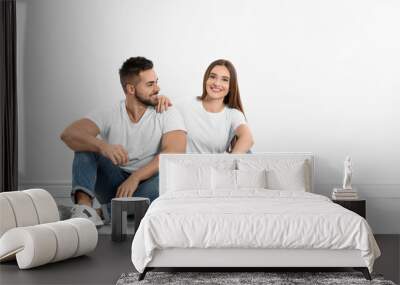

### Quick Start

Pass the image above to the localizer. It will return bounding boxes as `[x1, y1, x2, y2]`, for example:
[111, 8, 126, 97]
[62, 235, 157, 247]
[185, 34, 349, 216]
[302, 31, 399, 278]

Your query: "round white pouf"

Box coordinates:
[0, 189, 59, 239]
[0, 225, 57, 269]
[0, 218, 98, 269]
[65, 218, 98, 257]
[0, 196, 17, 237]
[42, 221, 79, 262]
[0, 192, 39, 227]
[24, 189, 59, 224]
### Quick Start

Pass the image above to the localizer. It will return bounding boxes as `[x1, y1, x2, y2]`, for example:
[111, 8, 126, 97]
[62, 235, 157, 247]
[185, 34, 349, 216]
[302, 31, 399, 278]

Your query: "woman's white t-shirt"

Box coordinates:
[177, 98, 246, 153]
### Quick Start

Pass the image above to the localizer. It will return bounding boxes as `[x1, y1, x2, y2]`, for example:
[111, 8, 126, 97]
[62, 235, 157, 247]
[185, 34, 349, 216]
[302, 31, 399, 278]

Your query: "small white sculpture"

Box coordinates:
[342, 156, 353, 190]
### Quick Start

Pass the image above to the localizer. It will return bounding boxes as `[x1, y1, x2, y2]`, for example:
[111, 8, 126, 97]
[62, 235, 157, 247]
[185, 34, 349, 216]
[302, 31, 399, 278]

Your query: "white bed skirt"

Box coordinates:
[148, 248, 366, 268]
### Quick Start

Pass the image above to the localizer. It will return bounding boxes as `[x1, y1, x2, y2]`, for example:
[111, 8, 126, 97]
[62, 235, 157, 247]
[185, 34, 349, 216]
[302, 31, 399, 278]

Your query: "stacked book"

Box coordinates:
[332, 188, 358, 200]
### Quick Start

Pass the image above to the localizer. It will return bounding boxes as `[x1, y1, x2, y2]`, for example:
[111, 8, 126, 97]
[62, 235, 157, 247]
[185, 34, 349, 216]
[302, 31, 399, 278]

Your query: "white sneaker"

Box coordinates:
[70, 204, 104, 227]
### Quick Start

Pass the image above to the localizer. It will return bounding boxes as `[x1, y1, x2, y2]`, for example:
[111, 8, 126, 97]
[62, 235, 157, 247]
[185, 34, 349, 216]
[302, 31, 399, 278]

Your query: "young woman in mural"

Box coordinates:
[178, 59, 254, 153]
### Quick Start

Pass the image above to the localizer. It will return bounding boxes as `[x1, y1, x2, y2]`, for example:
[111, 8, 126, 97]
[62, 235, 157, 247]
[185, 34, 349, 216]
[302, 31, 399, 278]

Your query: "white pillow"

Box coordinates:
[237, 159, 309, 191]
[211, 168, 268, 190]
[212, 168, 237, 190]
[167, 163, 212, 192]
[236, 169, 268, 189]
[267, 166, 306, 191]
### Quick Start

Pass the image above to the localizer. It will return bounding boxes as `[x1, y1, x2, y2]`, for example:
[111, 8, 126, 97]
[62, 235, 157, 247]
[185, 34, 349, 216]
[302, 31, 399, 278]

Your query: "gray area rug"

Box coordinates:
[116, 271, 396, 285]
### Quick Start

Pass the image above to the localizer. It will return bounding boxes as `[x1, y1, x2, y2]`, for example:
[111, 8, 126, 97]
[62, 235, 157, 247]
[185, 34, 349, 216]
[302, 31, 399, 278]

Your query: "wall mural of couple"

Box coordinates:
[60, 57, 254, 226]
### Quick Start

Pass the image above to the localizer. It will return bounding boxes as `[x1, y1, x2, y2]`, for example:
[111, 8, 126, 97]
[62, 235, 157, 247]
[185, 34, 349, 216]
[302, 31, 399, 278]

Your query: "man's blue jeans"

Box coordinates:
[71, 152, 159, 211]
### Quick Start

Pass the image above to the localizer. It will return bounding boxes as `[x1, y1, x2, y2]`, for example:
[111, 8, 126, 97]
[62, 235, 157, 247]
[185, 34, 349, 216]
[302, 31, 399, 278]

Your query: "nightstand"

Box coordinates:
[332, 199, 366, 219]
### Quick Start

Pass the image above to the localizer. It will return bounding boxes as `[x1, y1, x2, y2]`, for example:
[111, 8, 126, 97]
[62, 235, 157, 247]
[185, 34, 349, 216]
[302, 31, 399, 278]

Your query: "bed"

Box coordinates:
[131, 153, 380, 280]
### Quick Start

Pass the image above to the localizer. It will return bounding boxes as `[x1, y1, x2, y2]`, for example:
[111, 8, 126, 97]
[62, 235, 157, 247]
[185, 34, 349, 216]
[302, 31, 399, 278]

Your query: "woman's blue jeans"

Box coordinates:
[71, 152, 159, 212]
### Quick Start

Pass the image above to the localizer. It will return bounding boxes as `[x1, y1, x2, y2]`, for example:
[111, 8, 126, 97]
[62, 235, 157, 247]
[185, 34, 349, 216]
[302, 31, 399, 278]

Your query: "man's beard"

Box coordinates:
[135, 92, 158, 106]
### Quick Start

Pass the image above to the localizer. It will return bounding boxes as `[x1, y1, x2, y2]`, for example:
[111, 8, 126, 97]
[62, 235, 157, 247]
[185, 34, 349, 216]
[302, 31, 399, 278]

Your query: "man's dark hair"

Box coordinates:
[119, 57, 153, 92]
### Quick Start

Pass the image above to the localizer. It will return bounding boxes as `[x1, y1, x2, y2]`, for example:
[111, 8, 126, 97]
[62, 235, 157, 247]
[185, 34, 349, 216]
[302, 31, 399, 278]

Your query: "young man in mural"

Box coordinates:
[60, 57, 186, 226]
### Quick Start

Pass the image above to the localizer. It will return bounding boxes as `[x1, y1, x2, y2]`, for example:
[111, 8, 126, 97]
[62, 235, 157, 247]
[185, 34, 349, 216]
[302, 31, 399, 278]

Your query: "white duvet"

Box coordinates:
[131, 190, 380, 273]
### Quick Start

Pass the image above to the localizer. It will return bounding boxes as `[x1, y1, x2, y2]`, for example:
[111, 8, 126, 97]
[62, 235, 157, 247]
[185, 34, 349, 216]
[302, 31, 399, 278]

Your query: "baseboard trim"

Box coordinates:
[19, 182, 71, 197]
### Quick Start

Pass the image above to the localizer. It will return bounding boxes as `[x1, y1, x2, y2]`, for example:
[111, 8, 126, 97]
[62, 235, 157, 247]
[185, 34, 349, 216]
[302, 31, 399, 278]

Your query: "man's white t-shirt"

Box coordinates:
[177, 98, 247, 153]
[86, 100, 186, 172]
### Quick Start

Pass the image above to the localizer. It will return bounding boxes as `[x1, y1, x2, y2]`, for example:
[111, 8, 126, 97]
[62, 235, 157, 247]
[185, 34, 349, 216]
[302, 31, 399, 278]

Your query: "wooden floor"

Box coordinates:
[0, 234, 398, 285]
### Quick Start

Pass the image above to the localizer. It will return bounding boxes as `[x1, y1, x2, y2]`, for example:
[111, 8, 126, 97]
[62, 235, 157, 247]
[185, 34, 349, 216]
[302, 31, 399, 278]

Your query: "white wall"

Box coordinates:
[17, 0, 400, 233]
